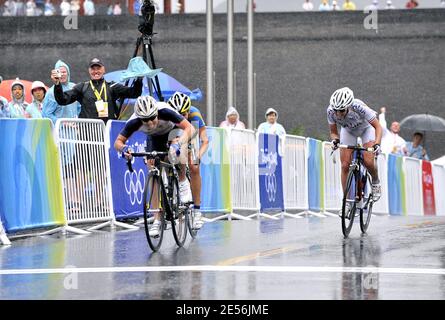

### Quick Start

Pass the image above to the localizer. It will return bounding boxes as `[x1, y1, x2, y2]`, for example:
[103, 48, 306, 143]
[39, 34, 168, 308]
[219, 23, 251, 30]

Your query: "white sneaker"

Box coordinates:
[193, 211, 204, 230]
[179, 179, 193, 203]
[339, 202, 353, 219]
[149, 220, 161, 237]
[372, 183, 381, 202]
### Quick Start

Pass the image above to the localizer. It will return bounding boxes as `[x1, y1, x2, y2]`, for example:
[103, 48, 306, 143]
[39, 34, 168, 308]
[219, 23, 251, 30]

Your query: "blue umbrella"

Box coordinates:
[104, 69, 202, 101]
[104, 70, 202, 120]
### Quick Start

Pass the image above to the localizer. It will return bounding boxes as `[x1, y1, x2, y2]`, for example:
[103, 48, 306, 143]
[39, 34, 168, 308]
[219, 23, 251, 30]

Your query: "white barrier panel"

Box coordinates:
[373, 153, 389, 215]
[51, 119, 133, 233]
[228, 128, 258, 220]
[283, 135, 308, 214]
[322, 142, 342, 216]
[403, 157, 423, 216]
[432, 164, 445, 216]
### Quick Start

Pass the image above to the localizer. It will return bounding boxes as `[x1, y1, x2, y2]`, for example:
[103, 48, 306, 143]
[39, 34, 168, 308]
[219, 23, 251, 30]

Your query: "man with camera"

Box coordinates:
[51, 58, 143, 123]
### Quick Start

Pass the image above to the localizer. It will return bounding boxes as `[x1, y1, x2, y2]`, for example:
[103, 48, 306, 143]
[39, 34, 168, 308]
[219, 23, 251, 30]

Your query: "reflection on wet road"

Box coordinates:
[1, 215, 445, 299]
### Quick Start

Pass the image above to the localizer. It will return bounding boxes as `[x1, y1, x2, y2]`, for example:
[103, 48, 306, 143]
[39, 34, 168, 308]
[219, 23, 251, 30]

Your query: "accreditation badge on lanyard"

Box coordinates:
[91, 81, 109, 117]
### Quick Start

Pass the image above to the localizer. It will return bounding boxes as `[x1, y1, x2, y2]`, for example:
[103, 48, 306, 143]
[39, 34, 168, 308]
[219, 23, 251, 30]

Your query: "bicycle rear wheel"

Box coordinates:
[169, 175, 188, 247]
[143, 173, 165, 252]
[342, 170, 358, 238]
[360, 172, 374, 234]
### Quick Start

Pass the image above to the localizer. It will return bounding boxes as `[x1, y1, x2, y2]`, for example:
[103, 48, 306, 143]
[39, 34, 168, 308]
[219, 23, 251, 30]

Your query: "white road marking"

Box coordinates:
[0, 265, 444, 276]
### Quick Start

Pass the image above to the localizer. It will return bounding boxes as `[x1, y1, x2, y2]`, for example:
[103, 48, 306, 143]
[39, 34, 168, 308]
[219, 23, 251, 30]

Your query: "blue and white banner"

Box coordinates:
[107, 120, 147, 220]
[258, 133, 284, 213]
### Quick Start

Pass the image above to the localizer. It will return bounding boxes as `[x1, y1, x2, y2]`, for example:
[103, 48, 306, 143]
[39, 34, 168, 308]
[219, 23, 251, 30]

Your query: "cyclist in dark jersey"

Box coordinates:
[168, 92, 209, 230]
[114, 95, 195, 237]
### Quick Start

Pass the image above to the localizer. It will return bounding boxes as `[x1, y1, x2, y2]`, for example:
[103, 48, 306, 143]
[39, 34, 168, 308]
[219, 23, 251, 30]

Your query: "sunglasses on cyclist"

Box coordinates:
[141, 115, 157, 122]
[335, 109, 347, 114]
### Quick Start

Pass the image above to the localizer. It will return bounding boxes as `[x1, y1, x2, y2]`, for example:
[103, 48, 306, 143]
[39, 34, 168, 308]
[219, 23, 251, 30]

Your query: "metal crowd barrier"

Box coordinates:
[322, 142, 342, 217]
[41, 119, 134, 235]
[403, 157, 423, 216]
[281, 135, 308, 218]
[228, 128, 259, 220]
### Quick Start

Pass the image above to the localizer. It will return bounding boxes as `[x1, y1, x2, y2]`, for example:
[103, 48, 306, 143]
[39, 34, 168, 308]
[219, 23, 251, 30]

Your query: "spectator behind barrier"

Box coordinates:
[406, 0, 419, 8]
[42, 60, 81, 123]
[0, 76, 9, 118]
[60, 0, 70, 16]
[219, 106, 246, 129]
[386, 0, 396, 8]
[27, 80, 46, 118]
[7, 78, 30, 118]
[378, 107, 406, 155]
[44, 0, 55, 15]
[342, 0, 356, 10]
[83, 0, 95, 15]
[402, 132, 430, 160]
[52, 57, 142, 123]
[3, 0, 17, 16]
[332, 0, 341, 10]
[113, 2, 122, 15]
[365, 0, 379, 10]
[257, 107, 286, 139]
[319, 0, 332, 11]
[302, 0, 314, 11]
[133, 0, 141, 15]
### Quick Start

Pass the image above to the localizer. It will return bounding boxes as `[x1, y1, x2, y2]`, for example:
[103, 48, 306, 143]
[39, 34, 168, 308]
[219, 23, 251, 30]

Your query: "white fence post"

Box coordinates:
[432, 163, 445, 216]
[321, 141, 342, 217]
[373, 153, 389, 215]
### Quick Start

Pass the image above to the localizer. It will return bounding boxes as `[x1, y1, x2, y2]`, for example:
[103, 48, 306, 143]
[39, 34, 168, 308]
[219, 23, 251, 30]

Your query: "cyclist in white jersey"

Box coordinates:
[327, 87, 382, 201]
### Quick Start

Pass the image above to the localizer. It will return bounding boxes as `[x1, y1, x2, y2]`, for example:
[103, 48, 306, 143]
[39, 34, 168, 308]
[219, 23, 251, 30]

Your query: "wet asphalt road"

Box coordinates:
[1, 214, 445, 300]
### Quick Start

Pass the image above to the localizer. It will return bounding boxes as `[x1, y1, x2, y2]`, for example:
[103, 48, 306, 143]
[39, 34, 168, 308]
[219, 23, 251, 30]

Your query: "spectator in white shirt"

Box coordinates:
[60, 0, 70, 16]
[385, 0, 396, 8]
[302, 0, 314, 10]
[379, 107, 406, 155]
[113, 2, 122, 15]
[332, 0, 341, 10]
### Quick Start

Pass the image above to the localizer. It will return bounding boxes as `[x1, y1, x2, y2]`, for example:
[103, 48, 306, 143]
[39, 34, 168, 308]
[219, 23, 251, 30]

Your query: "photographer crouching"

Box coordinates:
[52, 58, 143, 123]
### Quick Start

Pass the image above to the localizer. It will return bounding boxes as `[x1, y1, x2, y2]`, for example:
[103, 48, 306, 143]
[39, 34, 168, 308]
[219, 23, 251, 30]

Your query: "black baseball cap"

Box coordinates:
[89, 58, 104, 68]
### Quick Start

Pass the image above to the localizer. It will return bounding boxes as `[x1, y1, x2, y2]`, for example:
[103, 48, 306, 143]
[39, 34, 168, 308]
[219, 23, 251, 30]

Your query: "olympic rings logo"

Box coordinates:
[124, 169, 145, 205]
[265, 172, 277, 202]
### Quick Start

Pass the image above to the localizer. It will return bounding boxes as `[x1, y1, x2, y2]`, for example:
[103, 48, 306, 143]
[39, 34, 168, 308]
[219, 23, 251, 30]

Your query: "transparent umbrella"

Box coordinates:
[399, 113, 445, 157]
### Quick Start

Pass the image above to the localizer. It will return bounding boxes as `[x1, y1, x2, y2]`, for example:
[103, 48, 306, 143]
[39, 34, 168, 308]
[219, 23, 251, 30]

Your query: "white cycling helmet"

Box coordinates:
[330, 87, 354, 111]
[134, 95, 158, 119]
[167, 91, 191, 114]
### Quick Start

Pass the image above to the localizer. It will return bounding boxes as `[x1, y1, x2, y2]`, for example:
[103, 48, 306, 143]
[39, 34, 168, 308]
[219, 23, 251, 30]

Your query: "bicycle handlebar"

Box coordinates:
[126, 151, 169, 173]
[337, 144, 374, 152]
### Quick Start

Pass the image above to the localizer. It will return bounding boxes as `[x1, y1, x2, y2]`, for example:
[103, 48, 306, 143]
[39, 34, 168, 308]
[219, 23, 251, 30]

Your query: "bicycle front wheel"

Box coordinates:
[143, 173, 165, 252]
[186, 205, 198, 239]
[360, 172, 373, 234]
[342, 170, 358, 238]
[169, 176, 188, 247]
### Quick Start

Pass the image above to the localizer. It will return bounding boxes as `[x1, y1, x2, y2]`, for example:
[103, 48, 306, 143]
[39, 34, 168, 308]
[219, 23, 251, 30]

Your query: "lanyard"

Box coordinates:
[90, 81, 107, 102]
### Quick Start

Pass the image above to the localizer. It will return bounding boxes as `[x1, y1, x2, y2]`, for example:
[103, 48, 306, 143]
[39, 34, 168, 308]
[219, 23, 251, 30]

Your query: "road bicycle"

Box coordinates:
[335, 144, 375, 238]
[127, 151, 188, 251]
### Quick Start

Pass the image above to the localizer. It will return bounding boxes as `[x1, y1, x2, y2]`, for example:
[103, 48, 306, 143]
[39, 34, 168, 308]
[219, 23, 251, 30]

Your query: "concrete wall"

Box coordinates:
[0, 9, 444, 158]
